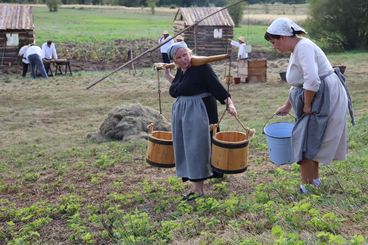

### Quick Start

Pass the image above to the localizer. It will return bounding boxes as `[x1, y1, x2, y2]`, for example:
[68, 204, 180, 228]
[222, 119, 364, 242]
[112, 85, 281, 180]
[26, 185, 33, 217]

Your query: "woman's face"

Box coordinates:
[269, 36, 289, 53]
[174, 48, 191, 70]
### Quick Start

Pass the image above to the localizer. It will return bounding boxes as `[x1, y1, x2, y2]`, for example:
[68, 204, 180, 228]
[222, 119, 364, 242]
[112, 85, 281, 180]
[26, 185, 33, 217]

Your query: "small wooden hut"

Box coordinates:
[173, 7, 234, 56]
[0, 4, 34, 67]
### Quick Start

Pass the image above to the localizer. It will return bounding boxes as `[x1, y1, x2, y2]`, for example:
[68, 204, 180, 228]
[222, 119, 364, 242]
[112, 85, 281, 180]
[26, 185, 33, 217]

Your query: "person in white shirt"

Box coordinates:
[18, 44, 32, 77]
[158, 30, 174, 63]
[174, 35, 188, 48]
[26, 45, 48, 79]
[230, 36, 249, 83]
[41, 40, 58, 74]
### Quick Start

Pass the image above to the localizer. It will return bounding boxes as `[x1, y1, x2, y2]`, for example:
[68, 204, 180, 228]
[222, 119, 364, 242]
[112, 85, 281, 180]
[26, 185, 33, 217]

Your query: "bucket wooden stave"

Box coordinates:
[248, 59, 267, 83]
[146, 124, 175, 168]
[211, 127, 249, 174]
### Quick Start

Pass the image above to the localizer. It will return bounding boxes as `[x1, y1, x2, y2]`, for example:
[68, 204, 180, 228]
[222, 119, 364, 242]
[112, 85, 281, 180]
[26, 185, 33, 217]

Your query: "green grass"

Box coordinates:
[234, 24, 269, 48]
[34, 7, 175, 44]
[0, 51, 367, 243]
[1, 5, 367, 244]
[33, 6, 270, 48]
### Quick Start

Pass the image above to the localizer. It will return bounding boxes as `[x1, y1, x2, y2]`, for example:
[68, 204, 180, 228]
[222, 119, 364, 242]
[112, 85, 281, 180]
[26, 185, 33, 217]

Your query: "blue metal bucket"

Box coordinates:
[263, 122, 294, 165]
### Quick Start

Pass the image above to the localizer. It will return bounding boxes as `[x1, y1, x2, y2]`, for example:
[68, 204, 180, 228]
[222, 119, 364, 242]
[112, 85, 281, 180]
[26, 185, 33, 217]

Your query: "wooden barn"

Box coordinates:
[0, 4, 34, 67]
[173, 7, 235, 56]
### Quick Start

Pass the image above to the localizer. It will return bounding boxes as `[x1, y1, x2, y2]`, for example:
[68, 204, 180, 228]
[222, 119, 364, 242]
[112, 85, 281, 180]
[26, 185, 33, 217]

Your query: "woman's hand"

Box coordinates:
[226, 97, 237, 116]
[303, 104, 312, 114]
[275, 103, 291, 116]
[162, 66, 174, 83]
[303, 90, 316, 115]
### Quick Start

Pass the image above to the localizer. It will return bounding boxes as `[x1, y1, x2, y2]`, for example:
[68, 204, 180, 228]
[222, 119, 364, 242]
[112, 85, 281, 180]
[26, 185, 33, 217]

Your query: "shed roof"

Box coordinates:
[174, 7, 234, 27]
[0, 4, 34, 31]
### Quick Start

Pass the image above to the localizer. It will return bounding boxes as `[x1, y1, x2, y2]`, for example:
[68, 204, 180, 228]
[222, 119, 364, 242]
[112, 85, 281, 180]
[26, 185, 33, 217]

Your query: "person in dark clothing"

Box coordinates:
[162, 42, 237, 200]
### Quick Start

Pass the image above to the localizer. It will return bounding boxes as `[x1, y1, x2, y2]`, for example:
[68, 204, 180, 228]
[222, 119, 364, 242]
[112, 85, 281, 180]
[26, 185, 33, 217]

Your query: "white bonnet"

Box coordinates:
[266, 17, 306, 36]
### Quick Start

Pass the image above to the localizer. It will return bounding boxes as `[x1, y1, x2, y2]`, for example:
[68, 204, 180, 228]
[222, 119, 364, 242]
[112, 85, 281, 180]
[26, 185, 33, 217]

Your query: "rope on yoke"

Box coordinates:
[215, 51, 255, 139]
[156, 69, 162, 114]
[217, 108, 255, 139]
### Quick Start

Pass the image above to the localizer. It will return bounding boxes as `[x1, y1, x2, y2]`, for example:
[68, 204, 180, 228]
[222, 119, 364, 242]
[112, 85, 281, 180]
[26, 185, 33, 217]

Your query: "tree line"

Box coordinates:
[2, 0, 306, 6]
[4, 0, 366, 50]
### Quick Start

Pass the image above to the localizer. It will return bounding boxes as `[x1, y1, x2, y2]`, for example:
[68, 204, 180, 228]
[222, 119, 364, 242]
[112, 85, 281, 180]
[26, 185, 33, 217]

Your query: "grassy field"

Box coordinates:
[33, 6, 270, 48]
[1, 4, 368, 244]
[1, 49, 367, 243]
[33, 7, 174, 43]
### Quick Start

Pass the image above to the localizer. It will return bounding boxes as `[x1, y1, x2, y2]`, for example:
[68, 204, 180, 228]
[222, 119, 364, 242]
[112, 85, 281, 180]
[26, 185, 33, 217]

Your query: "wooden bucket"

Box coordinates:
[211, 125, 249, 174]
[248, 59, 267, 83]
[146, 124, 175, 168]
[233, 77, 241, 84]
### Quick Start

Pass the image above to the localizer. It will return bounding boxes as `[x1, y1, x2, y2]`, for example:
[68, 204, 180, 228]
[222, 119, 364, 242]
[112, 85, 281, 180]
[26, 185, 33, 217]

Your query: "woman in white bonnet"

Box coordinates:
[163, 42, 237, 201]
[264, 17, 354, 193]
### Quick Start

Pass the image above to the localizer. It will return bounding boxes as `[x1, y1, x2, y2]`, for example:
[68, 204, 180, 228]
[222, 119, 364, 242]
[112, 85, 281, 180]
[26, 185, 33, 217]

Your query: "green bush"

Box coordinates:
[227, 0, 245, 27]
[306, 0, 368, 50]
[46, 0, 61, 12]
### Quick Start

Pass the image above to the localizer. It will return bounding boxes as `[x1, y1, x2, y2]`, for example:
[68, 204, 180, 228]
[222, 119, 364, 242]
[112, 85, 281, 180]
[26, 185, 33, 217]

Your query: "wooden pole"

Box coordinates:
[86, 0, 244, 90]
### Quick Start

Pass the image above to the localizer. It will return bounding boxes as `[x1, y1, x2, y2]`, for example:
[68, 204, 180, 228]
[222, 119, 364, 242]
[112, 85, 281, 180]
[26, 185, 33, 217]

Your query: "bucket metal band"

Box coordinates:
[211, 165, 247, 174]
[212, 140, 248, 149]
[148, 136, 172, 145]
[146, 159, 175, 168]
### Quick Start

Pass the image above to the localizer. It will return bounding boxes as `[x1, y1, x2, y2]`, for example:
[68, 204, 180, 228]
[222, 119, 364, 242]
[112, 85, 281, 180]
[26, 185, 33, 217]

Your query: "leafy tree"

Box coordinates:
[182, 0, 195, 7]
[210, 0, 226, 6]
[227, 0, 245, 27]
[46, 0, 61, 12]
[306, 0, 368, 50]
[148, 0, 156, 14]
[118, 0, 140, 6]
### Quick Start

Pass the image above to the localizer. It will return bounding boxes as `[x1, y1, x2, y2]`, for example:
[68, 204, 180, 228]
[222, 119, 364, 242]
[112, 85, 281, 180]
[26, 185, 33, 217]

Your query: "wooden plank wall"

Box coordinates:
[0, 30, 34, 66]
[174, 22, 233, 56]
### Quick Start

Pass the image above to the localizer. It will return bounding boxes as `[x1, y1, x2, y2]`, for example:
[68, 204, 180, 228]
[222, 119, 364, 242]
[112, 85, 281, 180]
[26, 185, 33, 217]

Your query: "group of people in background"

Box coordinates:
[18, 40, 58, 79]
[159, 17, 353, 200]
[158, 30, 188, 64]
[159, 30, 250, 83]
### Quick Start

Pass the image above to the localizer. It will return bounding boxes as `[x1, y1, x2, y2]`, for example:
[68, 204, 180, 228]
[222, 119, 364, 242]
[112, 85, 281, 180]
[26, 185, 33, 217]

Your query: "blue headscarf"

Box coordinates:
[168, 42, 188, 60]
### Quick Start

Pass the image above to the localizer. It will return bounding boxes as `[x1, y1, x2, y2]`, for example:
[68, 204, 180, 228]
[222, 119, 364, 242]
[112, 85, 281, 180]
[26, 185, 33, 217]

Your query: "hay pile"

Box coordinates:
[87, 103, 171, 142]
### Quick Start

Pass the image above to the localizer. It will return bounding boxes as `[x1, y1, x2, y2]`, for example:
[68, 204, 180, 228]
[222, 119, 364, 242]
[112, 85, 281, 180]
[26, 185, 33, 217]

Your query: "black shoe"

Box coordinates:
[182, 192, 195, 201]
[210, 170, 224, 179]
[182, 192, 204, 201]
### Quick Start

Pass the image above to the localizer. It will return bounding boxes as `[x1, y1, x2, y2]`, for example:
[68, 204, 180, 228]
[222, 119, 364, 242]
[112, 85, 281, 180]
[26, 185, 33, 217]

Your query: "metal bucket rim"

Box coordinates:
[263, 122, 294, 139]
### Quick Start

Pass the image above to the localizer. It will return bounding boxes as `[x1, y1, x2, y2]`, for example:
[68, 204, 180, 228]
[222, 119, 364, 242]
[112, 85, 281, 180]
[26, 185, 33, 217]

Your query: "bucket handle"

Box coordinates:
[216, 109, 256, 139]
[262, 113, 296, 134]
[147, 123, 154, 134]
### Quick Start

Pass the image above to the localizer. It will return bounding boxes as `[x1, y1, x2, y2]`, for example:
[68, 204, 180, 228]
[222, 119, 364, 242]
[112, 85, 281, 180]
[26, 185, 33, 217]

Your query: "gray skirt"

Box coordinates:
[172, 93, 212, 180]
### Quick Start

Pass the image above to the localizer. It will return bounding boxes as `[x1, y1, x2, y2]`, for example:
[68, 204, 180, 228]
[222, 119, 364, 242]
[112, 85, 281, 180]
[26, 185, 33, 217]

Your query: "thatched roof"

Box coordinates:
[174, 7, 234, 27]
[0, 4, 34, 31]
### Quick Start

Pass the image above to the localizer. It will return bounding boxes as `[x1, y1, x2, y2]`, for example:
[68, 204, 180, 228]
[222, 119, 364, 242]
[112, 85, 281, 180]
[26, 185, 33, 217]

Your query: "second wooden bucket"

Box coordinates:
[248, 59, 267, 83]
[146, 124, 175, 168]
[211, 126, 249, 174]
